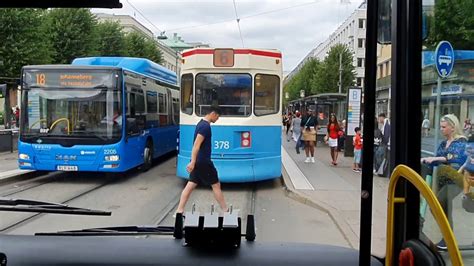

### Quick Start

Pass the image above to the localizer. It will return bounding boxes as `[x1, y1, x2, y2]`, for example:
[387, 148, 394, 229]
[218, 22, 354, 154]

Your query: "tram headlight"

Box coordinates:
[19, 154, 30, 160]
[105, 155, 120, 162]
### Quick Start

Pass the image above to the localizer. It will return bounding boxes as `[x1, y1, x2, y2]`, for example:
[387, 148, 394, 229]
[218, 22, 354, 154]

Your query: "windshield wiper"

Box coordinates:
[35, 225, 174, 236]
[0, 197, 111, 216]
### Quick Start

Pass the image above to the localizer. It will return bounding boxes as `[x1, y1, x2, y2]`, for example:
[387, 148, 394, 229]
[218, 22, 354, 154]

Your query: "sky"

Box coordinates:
[92, 0, 364, 74]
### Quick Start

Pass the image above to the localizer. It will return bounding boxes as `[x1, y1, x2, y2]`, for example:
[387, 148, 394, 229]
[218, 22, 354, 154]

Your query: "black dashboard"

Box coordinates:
[0, 235, 384, 265]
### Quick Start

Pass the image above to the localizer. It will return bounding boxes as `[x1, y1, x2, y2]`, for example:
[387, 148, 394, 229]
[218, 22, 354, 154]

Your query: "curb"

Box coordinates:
[280, 164, 360, 249]
[0, 169, 39, 185]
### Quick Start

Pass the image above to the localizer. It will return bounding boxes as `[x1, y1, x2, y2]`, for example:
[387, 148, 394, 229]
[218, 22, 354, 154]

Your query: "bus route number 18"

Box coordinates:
[214, 141, 230, 150]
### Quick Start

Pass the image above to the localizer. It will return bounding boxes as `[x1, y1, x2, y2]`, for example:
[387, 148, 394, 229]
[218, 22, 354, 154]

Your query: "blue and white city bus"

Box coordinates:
[18, 57, 179, 172]
[177, 48, 282, 182]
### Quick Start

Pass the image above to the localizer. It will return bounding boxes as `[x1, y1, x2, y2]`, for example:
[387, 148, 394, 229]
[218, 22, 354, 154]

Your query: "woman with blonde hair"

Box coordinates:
[421, 114, 467, 250]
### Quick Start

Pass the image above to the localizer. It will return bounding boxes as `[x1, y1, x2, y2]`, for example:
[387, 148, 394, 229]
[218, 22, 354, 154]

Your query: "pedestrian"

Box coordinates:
[325, 113, 340, 165]
[285, 112, 293, 141]
[337, 120, 345, 152]
[353, 127, 363, 172]
[458, 143, 474, 202]
[300, 109, 319, 163]
[422, 116, 430, 137]
[292, 111, 303, 154]
[373, 118, 383, 173]
[420, 114, 467, 250]
[175, 106, 228, 215]
[463, 118, 472, 137]
[375, 113, 391, 177]
[14, 106, 20, 128]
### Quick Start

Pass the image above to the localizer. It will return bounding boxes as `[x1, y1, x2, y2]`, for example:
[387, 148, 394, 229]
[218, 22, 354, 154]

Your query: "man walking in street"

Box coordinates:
[176, 106, 228, 214]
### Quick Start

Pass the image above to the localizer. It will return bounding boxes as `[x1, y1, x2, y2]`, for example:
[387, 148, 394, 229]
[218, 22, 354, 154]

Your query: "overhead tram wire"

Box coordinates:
[164, 0, 324, 33]
[233, 0, 245, 48]
[125, 0, 164, 35]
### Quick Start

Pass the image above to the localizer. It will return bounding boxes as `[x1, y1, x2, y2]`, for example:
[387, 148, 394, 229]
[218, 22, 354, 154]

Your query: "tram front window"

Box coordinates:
[419, 0, 474, 263]
[195, 73, 252, 117]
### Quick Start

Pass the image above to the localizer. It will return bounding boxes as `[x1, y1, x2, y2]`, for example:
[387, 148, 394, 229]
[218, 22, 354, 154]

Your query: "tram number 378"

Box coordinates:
[214, 141, 230, 150]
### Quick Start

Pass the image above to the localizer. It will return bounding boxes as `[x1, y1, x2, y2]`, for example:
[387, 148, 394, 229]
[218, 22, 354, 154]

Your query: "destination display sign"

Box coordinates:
[24, 70, 115, 88]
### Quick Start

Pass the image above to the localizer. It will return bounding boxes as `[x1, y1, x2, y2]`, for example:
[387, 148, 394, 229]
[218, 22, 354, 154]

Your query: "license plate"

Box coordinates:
[57, 165, 78, 171]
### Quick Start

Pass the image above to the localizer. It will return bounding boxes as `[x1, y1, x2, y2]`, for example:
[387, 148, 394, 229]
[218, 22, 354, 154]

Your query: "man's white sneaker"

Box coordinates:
[304, 158, 311, 163]
[311, 157, 315, 163]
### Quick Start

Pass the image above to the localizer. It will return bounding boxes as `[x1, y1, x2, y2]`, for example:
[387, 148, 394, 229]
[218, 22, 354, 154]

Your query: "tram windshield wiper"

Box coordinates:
[35, 225, 174, 236]
[0, 197, 111, 216]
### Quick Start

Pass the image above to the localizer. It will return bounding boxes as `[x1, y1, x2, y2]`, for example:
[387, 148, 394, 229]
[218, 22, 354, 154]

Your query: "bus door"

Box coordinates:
[154, 88, 174, 155]
[125, 87, 146, 167]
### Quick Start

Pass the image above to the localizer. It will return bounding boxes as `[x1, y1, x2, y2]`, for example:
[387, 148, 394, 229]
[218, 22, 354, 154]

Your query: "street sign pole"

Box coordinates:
[433, 41, 454, 154]
[433, 76, 442, 154]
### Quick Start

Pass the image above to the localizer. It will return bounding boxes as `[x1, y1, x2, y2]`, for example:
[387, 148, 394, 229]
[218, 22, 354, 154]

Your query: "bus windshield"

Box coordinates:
[195, 73, 252, 117]
[20, 87, 122, 143]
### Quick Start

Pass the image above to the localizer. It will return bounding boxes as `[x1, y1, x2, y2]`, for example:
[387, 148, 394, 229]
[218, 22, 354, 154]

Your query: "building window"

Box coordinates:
[357, 77, 362, 87]
[379, 64, 384, 78]
[358, 38, 364, 48]
[359, 18, 364, 29]
[385, 61, 390, 76]
[357, 58, 364, 68]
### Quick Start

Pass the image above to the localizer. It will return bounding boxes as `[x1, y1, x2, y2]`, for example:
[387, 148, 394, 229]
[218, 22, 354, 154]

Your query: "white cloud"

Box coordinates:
[93, 0, 363, 72]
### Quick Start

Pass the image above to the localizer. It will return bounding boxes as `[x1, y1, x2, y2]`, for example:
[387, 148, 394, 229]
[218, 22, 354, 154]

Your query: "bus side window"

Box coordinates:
[145, 90, 158, 128]
[173, 97, 179, 124]
[158, 92, 169, 126]
[135, 90, 145, 131]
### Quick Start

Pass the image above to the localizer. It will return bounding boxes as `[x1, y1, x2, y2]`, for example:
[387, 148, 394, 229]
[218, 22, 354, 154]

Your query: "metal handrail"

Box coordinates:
[385, 164, 463, 266]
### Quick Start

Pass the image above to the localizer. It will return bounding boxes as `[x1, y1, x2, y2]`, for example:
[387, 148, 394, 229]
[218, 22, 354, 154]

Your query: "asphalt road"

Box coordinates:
[0, 154, 349, 247]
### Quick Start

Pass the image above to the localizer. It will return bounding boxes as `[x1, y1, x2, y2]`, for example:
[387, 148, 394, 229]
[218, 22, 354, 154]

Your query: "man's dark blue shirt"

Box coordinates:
[194, 119, 212, 163]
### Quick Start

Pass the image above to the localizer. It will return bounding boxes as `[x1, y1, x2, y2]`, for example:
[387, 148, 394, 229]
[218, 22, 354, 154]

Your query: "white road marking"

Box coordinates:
[281, 146, 314, 190]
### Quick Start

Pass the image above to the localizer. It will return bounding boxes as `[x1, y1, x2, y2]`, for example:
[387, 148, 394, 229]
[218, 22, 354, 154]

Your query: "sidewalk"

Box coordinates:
[0, 150, 33, 182]
[281, 135, 389, 257]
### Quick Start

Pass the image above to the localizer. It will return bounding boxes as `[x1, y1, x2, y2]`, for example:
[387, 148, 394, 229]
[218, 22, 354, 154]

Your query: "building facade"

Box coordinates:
[95, 13, 181, 75]
[158, 33, 210, 53]
[376, 44, 391, 118]
[286, 1, 367, 88]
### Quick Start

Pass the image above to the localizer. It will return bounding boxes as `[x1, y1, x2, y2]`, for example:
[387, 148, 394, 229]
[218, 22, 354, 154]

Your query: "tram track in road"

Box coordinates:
[154, 181, 259, 229]
[0, 171, 67, 197]
[0, 173, 121, 233]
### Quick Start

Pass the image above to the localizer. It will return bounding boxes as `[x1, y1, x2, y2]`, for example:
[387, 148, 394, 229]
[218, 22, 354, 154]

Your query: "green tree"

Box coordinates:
[284, 58, 322, 101]
[0, 9, 51, 78]
[284, 44, 355, 102]
[94, 20, 127, 56]
[124, 32, 163, 64]
[318, 44, 355, 93]
[426, 0, 474, 50]
[45, 8, 98, 64]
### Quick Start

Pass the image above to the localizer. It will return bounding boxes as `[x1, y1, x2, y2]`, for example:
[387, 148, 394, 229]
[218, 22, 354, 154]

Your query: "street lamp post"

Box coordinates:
[338, 53, 343, 94]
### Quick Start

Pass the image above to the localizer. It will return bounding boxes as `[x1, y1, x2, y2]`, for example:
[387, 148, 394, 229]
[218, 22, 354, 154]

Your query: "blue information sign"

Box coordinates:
[435, 41, 454, 78]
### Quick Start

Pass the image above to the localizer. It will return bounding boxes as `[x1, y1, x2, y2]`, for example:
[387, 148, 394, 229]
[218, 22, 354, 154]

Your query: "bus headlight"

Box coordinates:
[19, 154, 30, 160]
[105, 155, 120, 162]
